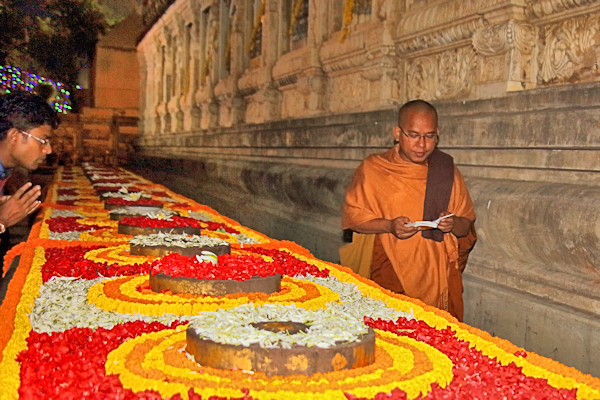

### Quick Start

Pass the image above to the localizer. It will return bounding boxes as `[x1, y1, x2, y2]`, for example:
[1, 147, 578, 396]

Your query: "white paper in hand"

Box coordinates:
[404, 214, 454, 229]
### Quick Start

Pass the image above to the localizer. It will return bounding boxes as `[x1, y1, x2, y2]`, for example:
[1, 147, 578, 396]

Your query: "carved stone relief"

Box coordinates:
[407, 47, 477, 100]
[245, 86, 280, 124]
[328, 73, 371, 113]
[538, 15, 600, 84]
[137, 0, 600, 132]
[396, 16, 487, 54]
[397, 0, 501, 37]
[296, 69, 328, 113]
[360, 46, 398, 81]
[525, 0, 599, 19]
[472, 20, 536, 88]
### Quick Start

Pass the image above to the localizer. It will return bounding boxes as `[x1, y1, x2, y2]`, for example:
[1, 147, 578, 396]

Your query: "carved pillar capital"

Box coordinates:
[361, 46, 399, 81]
[472, 20, 536, 56]
[297, 68, 327, 96]
[472, 20, 537, 92]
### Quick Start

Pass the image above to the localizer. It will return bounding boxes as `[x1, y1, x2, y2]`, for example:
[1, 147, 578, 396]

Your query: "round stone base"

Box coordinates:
[105, 202, 163, 210]
[186, 325, 375, 376]
[130, 243, 230, 257]
[149, 272, 281, 296]
[109, 206, 175, 221]
[118, 224, 201, 236]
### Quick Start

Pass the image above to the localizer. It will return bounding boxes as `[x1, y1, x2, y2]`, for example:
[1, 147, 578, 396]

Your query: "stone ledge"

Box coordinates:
[463, 273, 600, 378]
[130, 156, 599, 317]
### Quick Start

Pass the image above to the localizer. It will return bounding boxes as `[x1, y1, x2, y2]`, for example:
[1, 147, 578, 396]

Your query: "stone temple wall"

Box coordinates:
[134, 0, 600, 377]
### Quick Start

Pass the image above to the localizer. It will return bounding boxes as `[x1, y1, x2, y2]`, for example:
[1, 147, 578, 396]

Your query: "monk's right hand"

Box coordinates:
[391, 216, 419, 239]
[0, 182, 42, 228]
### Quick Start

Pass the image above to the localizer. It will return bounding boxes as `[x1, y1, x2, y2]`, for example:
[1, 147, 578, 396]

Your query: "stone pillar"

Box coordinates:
[472, 20, 537, 95]
[359, 1, 400, 109]
[253, 0, 281, 122]
[137, 49, 147, 136]
[295, 0, 327, 114]
[195, 3, 219, 129]
[226, 0, 246, 125]
[156, 30, 168, 134]
[167, 23, 183, 132]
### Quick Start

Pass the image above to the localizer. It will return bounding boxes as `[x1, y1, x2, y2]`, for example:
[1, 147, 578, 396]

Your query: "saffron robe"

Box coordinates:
[342, 146, 476, 317]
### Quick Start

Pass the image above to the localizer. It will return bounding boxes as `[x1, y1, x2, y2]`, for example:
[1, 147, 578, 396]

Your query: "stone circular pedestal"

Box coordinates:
[130, 243, 230, 257]
[105, 202, 163, 211]
[109, 206, 174, 221]
[186, 325, 375, 376]
[117, 224, 200, 236]
[149, 272, 281, 296]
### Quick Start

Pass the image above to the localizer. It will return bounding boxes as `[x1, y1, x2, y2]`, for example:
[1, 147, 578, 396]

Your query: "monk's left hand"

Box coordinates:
[436, 212, 454, 233]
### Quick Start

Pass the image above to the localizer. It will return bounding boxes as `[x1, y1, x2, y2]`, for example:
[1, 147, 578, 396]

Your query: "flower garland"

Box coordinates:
[340, 0, 355, 42]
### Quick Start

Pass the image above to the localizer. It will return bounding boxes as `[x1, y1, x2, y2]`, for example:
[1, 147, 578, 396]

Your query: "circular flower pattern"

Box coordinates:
[187, 303, 370, 349]
[87, 275, 340, 316]
[106, 326, 453, 400]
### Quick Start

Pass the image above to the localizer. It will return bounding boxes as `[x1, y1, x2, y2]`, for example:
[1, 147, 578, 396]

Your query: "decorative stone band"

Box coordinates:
[149, 273, 282, 296]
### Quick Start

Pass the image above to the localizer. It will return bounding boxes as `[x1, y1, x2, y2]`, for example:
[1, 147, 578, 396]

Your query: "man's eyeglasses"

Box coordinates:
[19, 130, 52, 147]
[398, 127, 438, 142]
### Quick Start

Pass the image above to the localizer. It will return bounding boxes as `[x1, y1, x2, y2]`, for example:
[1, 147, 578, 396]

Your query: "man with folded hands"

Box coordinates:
[0, 91, 59, 275]
[341, 100, 476, 321]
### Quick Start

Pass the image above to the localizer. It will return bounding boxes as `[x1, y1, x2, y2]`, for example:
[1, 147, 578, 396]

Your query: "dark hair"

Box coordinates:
[0, 90, 60, 140]
[397, 99, 438, 127]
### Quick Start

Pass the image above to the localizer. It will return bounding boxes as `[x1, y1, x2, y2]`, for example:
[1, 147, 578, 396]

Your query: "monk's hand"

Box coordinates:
[436, 212, 454, 233]
[391, 216, 419, 239]
[0, 182, 42, 228]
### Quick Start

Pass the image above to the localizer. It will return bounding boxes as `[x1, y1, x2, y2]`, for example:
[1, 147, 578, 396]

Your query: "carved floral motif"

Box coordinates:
[525, 0, 599, 19]
[137, 0, 600, 130]
[539, 15, 600, 83]
[396, 17, 487, 53]
[472, 21, 535, 57]
[472, 20, 537, 86]
[407, 47, 477, 100]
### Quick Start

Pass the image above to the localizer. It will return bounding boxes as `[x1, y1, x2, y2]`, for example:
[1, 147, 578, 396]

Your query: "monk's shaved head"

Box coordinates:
[397, 100, 438, 127]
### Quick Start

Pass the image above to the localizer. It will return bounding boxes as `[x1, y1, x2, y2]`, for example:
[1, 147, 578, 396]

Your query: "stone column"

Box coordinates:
[155, 31, 168, 134]
[359, 1, 401, 108]
[253, 0, 281, 122]
[200, 3, 220, 129]
[167, 22, 183, 132]
[228, 0, 246, 125]
[295, 0, 327, 114]
[472, 20, 537, 95]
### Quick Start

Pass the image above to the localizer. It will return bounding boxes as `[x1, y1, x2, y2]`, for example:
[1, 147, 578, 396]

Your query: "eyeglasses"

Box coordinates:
[19, 130, 52, 147]
[399, 127, 438, 142]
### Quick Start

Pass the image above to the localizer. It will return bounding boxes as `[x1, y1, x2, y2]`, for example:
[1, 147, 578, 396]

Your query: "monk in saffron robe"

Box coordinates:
[342, 100, 476, 321]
